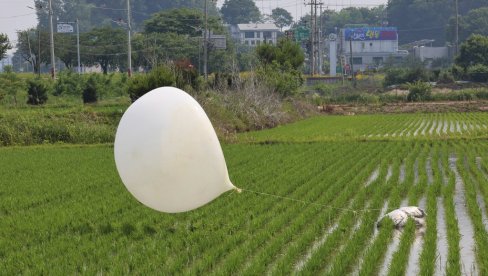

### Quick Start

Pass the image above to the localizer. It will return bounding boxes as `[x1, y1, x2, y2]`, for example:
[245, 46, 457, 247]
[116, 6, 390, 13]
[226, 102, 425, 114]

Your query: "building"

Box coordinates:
[233, 23, 279, 46]
[339, 27, 408, 72]
[414, 46, 452, 66]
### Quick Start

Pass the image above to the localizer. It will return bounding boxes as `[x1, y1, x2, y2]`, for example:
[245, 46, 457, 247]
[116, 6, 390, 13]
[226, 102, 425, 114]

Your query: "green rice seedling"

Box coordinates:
[387, 219, 416, 276]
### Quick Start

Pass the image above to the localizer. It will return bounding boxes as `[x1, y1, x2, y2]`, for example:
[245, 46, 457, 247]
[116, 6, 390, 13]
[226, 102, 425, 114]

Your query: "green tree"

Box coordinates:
[387, 0, 451, 45]
[54, 32, 78, 69]
[271, 8, 293, 31]
[455, 34, 488, 68]
[221, 0, 261, 25]
[144, 8, 223, 36]
[15, 29, 50, 73]
[447, 7, 488, 44]
[256, 38, 304, 96]
[81, 27, 126, 74]
[0, 33, 11, 60]
[132, 32, 200, 70]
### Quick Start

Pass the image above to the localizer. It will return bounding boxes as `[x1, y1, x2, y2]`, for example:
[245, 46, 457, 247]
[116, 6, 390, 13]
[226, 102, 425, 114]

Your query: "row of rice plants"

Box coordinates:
[354, 155, 403, 276]
[240, 113, 488, 143]
[172, 143, 326, 274]
[418, 143, 441, 275]
[454, 142, 488, 274]
[211, 142, 385, 275]
[439, 142, 462, 275]
[326, 156, 397, 275]
[382, 143, 426, 276]
[297, 142, 406, 274]
[267, 143, 402, 275]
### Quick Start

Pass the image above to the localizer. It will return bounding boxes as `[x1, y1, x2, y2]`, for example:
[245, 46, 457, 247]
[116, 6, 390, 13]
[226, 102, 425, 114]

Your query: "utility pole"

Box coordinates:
[127, 0, 132, 77]
[76, 19, 80, 74]
[349, 37, 356, 88]
[305, 0, 323, 75]
[38, 27, 41, 77]
[48, 0, 55, 79]
[455, 0, 459, 56]
[319, 4, 323, 75]
[203, 0, 208, 80]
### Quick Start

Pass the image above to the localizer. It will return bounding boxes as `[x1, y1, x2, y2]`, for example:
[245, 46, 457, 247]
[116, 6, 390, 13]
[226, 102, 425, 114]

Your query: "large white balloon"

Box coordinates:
[114, 87, 235, 213]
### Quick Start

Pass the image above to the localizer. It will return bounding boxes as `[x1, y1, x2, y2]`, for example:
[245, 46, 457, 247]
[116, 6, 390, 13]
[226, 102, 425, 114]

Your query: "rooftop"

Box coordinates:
[237, 23, 279, 31]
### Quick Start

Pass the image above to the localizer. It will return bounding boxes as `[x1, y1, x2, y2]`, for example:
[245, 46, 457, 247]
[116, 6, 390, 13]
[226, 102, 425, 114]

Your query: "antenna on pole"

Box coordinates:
[48, 0, 55, 79]
[127, 0, 132, 77]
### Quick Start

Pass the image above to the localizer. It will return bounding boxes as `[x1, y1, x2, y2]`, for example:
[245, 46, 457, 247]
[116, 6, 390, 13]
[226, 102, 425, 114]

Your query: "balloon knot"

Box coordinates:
[235, 187, 242, 194]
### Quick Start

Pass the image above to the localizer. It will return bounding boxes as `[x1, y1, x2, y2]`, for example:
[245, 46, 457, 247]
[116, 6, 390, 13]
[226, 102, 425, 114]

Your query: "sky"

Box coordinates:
[0, 0, 387, 56]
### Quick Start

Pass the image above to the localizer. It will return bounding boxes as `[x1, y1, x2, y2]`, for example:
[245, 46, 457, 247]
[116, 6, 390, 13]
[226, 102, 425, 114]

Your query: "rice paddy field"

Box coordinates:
[1, 112, 488, 275]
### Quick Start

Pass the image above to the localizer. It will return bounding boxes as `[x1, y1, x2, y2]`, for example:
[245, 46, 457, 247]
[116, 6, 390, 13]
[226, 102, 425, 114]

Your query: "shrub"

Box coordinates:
[53, 70, 84, 96]
[127, 65, 175, 102]
[83, 75, 99, 103]
[257, 62, 303, 97]
[451, 64, 466, 80]
[467, 64, 488, 82]
[407, 81, 432, 102]
[383, 68, 407, 87]
[26, 78, 49, 105]
[437, 69, 455, 84]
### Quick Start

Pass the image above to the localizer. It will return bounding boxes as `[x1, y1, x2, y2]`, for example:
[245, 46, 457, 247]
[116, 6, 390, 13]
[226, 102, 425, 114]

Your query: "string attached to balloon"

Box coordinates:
[235, 187, 382, 214]
[114, 87, 381, 215]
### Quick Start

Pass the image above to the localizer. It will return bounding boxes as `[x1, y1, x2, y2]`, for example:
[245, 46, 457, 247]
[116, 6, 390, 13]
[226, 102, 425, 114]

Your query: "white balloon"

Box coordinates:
[114, 87, 235, 213]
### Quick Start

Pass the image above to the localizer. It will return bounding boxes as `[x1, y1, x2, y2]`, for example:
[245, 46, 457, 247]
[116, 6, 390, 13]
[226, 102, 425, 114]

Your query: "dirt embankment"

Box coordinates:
[319, 100, 488, 115]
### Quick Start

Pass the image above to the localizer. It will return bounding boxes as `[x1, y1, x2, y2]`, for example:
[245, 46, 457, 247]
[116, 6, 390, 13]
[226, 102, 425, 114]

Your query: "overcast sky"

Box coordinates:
[0, 0, 387, 56]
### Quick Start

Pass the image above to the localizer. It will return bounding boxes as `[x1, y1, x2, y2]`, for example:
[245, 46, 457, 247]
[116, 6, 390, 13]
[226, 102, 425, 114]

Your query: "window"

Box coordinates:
[350, 57, 362, 65]
[373, 57, 383, 64]
[263, 31, 272, 39]
[361, 42, 365, 49]
[251, 40, 255, 45]
[244, 32, 254, 38]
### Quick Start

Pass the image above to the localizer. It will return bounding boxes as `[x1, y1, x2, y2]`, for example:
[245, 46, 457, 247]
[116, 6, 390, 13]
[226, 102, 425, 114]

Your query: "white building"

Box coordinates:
[414, 46, 451, 62]
[339, 27, 408, 72]
[235, 24, 279, 46]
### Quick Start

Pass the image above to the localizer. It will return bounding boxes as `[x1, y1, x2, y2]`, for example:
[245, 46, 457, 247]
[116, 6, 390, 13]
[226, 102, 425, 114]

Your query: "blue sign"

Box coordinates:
[345, 27, 397, 41]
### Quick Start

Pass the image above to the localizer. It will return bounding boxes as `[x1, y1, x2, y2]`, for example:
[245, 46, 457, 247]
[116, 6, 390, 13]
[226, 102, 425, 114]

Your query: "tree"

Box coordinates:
[455, 34, 488, 68]
[255, 38, 304, 96]
[144, 8, 223, 36]
[221, 0, 261, 25]
[271, 8, 293, 31]
[0, 33, 12, 60]
[15, 29, 51, 73]
[132, 32, 200, 70]
[81, 27, 126, 74]
[34, 0, 220, 32]
[447, 7, 488, 44]
[54, 32, 78, 69]
[388, 0, 451, 45]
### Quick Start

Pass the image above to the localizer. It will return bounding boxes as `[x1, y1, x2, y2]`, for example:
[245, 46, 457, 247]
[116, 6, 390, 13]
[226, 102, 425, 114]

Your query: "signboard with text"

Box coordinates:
[344, 27, 397, 41]
[57, 23, 74, 33]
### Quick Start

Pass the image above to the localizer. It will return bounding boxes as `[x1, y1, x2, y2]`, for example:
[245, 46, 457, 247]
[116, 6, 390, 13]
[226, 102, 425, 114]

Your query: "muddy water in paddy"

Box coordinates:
[414, 159, 419, 185]
[449, 156, 478, 275]
[399, 162, 406, 184]
[351, 201, 390, 276]
[405, 197, 427, 276]
[435, 198, 448, 276]
[294, 223, 339, 272]
[426, 158, 433, 185]
[471, 158, 488, 232]
[365, 167, 380, 187]
[386, 165, 393, 182]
